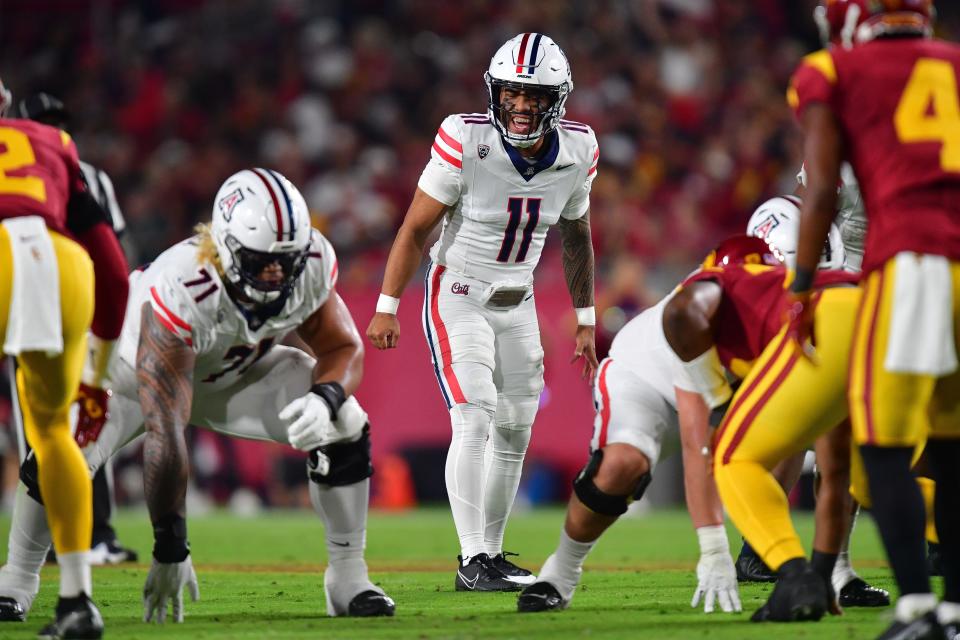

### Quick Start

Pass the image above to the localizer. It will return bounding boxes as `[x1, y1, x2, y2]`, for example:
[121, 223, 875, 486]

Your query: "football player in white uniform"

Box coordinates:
[0, 169, 395, 623]
[367, 33, 600, 591]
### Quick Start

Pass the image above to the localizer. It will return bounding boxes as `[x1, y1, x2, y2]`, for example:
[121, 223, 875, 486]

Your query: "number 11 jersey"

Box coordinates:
[788, 38, 960, 275]
[417, 113, 599, 284]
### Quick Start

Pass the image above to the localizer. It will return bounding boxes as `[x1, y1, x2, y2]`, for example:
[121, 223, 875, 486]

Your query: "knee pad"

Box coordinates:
[450, 402, 495, 438]
[308, 425, 373, 487]
[19, 454, 43, 506]
[572, 449, 652, 517]
[495, 395, 539, 431]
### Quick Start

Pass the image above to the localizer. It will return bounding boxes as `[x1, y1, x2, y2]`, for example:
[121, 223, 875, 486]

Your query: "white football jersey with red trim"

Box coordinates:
[417, 113, 599, 284]
[116, 228, 338, 389]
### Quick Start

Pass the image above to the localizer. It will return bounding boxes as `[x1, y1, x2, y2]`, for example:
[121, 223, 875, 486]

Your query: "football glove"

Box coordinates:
[280, 391, 335, 452]
[143, 555, 199, 623]
[75, 383, 110, 447]
[691, 526, 742, 614]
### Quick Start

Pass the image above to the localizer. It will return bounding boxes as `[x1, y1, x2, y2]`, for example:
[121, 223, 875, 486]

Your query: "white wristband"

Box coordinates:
[575, 306, 596, 326]
[696, 525, 729, 555]
[376, 294, 400, 315]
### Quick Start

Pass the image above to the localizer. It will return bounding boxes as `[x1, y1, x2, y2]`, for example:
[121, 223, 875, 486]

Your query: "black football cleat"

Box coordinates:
[0, 596, 25, 622]
[875, 611, 943, 640]
[838, 577, 890, 608]
[88, 539, 138, 565]
[736, 545, 777, 583]
[37, 593, 103, 639]
[518, 582, 567, 613]
[751, 564, 828, 623]
[455, 554, 521, 592]
[347, 590, 395, 617]
[490, 552, 536, 585]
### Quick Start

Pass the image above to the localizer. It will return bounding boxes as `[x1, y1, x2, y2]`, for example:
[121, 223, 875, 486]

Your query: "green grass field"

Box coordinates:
[0, 506, 903, 639]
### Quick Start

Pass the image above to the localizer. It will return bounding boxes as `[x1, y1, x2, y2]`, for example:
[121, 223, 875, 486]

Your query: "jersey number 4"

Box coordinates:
[894, 58, 960, 172]
[497, 197, 541, 263]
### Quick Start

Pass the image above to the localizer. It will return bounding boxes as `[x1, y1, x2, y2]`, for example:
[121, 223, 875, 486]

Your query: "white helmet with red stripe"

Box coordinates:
[211, 168, 312, 304]
[484, 33, 572, 148]
[747, 195, 845, 270]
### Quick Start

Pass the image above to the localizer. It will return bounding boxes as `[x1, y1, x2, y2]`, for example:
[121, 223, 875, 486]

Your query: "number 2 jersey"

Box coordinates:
[789, 38, 960, 274]
[417, 113, 599, 284]
[117, 228, 338, 389]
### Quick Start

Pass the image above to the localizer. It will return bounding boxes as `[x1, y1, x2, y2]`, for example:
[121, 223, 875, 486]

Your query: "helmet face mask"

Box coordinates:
[484, 33, 572, 148]
[211, 168, 312, 307]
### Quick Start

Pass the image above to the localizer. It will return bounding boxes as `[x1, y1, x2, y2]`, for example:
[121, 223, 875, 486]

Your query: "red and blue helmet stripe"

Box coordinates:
[249, 167, 297, 241]
[515, 32, 543, 74]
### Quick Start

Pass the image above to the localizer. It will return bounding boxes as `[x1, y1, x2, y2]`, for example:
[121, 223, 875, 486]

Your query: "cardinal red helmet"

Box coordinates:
[705, 235, 785, 270]
[815, 0, 934, 48]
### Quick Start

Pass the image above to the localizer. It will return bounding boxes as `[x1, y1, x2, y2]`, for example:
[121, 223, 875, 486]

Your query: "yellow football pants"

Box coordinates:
[0, 223, 94, 554]
[850, 258, 960, 447]
[714, 287, 860, 571]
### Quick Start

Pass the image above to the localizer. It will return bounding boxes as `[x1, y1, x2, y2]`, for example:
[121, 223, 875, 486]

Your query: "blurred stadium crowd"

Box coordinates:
[1, 0, 959, 510]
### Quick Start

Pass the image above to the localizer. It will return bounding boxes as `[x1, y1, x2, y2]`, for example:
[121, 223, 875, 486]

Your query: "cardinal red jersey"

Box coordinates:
[789, 38, 960, 274]
[681, 265, 858, 378]
[0, 118, 84, 234]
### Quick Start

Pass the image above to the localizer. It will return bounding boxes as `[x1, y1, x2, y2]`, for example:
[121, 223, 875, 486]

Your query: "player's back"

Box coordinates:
[828, 38, 960, 271]
[0, 118, 79, 235]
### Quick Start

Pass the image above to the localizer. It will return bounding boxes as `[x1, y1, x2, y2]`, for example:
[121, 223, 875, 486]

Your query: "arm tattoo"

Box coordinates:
[558, 211, 595, 308]
[136, 302, 195, 525]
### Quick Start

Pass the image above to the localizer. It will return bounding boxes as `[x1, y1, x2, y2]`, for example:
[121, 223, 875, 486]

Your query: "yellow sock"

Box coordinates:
[917, 477, 938, 545]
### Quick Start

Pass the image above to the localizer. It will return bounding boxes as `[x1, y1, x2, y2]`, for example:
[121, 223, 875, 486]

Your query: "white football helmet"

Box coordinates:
[746, 195, 845, 270]
[211, 168, 312, 304]
[484, 33, 572, 148]
[0, 78, 12, 117]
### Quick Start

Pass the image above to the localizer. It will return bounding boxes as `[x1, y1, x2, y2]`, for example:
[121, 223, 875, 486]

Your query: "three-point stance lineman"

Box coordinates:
[367, 33, 600, 591]
[0, 169, 395, 622]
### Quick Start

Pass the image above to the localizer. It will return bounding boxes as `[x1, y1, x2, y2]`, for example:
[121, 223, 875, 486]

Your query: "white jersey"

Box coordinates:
[798, 162, 866, 271]
[116, 228, 338, 390]
[418, 113, 599, 284]
[607, 293, 695, 407]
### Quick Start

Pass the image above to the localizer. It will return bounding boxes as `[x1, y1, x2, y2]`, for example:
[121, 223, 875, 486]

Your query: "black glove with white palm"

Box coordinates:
[690, 525, 742, 614]
[143, 514, 200, 623]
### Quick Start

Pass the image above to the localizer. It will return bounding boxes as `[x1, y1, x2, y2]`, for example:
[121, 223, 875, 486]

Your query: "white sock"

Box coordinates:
[937, 601, 960, 625]
[537, 529, 595, 602]
[445, 404, 493, 560]
[483, 424, 531, 557]
[58, 551, 92, 598]
[831, 551, 856, 594]
[895, 593, 938, 623]
[0, 485, 50, 610]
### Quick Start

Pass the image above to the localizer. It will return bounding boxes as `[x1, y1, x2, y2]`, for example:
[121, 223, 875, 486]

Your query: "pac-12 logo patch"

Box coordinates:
[218, 188, 245, 221]
[478, 144, 490, 159]
[751, 213, 780, 240]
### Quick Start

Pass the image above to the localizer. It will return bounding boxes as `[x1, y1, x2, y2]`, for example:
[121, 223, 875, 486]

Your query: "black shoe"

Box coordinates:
[455, 554, 522, 592]
[88, 539, 138, 565]
[347, 590, 395, 617]
[490, 552, 536, 586]
[928, 543, 944, 578]
[0, 597, 25, 622]
[838, 577, 890, 608]
[751, 563, 828, 623]
[736, 546, 777, 583]
[876, 611, 943, 640]
[517, 582, 567, 612]
[37, 593, 103, 639]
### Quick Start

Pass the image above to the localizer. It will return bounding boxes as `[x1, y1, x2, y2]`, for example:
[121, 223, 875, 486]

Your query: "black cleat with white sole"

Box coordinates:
[838, 577, 890, 608]
[875, 611, 943, 640]
[490, 552, 536, 586]
[0, 597, 25, 622]
[750, 560, 828, 623]
[517, 582, 567, 613]
[37, 593, 103, 639]
[347, 590, 396, 617]
[455, 554, 522, 592]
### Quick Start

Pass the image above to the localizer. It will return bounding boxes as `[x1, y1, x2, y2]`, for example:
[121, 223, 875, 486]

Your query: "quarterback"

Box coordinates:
[789, 0, 960, 636]
[367, 33, 599, 590]
[0, 169, 395, 623]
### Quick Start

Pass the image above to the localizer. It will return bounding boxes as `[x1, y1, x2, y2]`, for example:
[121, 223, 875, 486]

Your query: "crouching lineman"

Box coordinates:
[0, 169, 395, 623]
[665, 235, 870, 622]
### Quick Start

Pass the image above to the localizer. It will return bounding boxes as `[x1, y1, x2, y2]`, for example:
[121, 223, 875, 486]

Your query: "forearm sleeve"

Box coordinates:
[76, 222, 130, 340]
